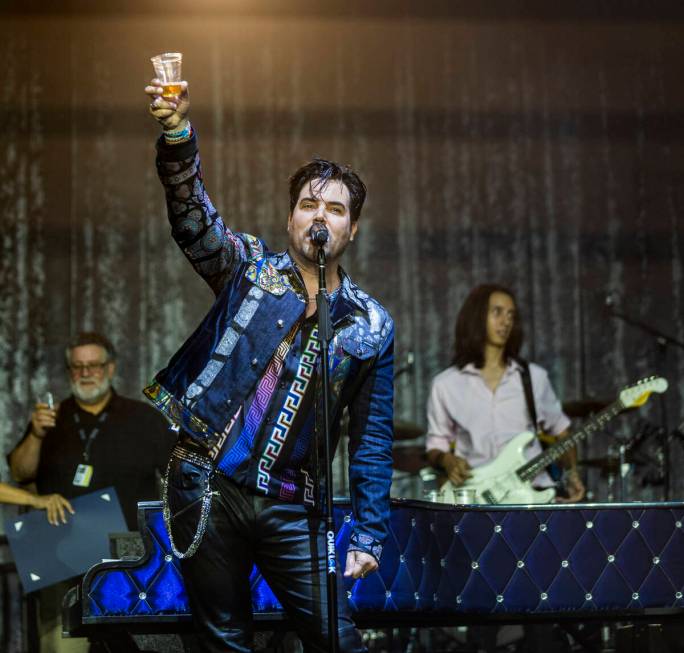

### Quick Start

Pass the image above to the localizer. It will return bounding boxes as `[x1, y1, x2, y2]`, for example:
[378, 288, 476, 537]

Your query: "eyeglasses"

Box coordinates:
[68, 362, 109, 376]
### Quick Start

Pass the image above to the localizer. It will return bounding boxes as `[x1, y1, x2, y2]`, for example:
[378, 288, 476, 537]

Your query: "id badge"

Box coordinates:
[72, 463, 93, 487]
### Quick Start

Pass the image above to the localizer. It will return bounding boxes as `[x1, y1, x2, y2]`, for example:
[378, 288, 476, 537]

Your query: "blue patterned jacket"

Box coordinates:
[144, 134, 394, 560]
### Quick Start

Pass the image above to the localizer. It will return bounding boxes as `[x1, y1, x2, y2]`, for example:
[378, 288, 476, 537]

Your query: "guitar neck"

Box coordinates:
[517, 400, 624, 482]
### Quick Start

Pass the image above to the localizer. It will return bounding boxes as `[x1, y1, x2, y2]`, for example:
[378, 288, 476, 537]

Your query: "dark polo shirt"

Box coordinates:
[11, 391, 176, 529]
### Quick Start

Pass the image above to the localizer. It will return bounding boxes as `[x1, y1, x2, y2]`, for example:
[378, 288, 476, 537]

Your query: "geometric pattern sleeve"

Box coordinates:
[156, 133, 249, 296]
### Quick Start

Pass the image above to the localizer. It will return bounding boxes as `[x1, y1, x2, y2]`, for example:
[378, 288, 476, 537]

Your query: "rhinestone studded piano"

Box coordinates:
[76, 499, 684, 629]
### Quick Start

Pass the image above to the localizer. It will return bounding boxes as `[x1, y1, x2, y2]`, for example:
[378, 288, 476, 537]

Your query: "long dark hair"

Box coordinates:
[453, 284, 523, 369]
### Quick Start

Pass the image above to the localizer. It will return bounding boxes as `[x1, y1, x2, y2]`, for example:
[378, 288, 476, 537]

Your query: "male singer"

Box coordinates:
[143, 78, 394, 651]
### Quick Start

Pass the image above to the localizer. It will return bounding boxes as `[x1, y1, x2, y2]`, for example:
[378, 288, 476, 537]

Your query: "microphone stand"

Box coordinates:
[607, 306, 684, 500]
[315, 243, 339, 653]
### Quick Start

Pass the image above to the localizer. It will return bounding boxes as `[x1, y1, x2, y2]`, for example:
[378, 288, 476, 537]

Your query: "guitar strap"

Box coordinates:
[517, 358, 540, 436]
[518, 358, 563, 482]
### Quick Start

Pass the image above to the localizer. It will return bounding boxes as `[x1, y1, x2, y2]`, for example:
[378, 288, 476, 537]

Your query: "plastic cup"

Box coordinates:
[453, 487, 477, 504]
[151, 52, 183, 98]
[38, 391, 54, 409]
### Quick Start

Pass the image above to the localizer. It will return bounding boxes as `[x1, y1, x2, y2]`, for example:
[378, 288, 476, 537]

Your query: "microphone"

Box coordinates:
[309, 224, 329, 246]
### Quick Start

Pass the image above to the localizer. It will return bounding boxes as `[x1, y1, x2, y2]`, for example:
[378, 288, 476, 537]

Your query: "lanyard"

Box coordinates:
[73, 411, 108, 463]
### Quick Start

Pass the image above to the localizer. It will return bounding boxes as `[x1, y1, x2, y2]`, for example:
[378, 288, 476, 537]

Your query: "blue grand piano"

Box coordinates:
[64, 498, 684, 649]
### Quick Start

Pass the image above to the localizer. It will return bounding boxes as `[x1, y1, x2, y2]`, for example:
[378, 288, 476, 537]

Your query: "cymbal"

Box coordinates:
[392, 446, 426, 474]
[393, 420, 424, 440]
[562, 399, 610, 418]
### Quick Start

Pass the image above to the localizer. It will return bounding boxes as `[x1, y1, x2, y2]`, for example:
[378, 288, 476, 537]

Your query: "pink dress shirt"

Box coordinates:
[425, 360, 571, 487]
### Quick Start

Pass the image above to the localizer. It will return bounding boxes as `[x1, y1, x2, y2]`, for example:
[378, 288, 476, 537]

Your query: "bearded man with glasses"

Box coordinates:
[8, 332, 176, 653]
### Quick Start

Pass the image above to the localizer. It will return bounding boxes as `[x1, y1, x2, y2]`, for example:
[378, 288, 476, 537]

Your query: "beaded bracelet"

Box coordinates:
[164, 120, 192, 145]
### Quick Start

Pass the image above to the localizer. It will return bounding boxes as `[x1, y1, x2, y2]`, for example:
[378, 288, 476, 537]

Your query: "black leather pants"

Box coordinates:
[166, 457, 366, 652]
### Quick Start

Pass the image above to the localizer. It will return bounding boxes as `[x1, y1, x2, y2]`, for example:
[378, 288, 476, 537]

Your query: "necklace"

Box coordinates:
[305, 285, 341, 303]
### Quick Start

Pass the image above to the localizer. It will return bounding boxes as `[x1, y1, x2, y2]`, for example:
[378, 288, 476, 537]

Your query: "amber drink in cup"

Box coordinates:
[150, 52, 183, 98]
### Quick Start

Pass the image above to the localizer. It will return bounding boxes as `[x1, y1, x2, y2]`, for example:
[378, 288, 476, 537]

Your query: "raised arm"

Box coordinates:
[145, 79, 251, 295]
[8, 402, 55, 483]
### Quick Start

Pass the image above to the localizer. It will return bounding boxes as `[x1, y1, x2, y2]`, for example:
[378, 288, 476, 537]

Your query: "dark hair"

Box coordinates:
[453, 284, 523, 369]
[288, 157, 367, 222]
[65, 332, 117, 364]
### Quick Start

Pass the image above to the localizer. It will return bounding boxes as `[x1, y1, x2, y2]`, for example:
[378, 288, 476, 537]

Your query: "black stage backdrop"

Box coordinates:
[1, 2, 683, 501]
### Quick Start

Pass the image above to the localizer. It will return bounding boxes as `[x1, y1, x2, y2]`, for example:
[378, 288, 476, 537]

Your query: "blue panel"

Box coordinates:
[593, 509, 633, 553]
[502, 570, 540, 611]
[348, 572, 385, 611]
[388, 560, 419, 609]
[545, 568, 586, 610]
[500, 510, 542, 558]
[250, 570, 281, 612]
[441, 535, 471, 596]
[89, 570, 139, 615]
[523, 533, 562, 591]
[639, 566, 676, 607]
[660, 529, 684, 587]
[567, 529, 608, 590]
[377, 528, 401, 590]
[616, 530, 655, 589]
[545, 509, 586, 559]
[639, 508, 678, 554]
[81, 501, 684, 622]
[591, 563, 633, 608]
[458, 512, 497, 561]
[478, 536, 517, 592]
[147, 563, 188, 613]
[459, 569, 497, 611]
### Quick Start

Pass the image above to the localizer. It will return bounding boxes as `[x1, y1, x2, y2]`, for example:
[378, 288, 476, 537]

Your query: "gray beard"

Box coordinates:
[71, 377, 111, 405]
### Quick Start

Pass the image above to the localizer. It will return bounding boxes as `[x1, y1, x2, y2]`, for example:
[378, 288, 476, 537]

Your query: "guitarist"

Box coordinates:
[425, 284, 585, 503]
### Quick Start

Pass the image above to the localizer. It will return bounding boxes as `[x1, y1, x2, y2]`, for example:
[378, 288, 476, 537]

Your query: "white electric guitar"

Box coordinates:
[439, 376, 668, 505]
